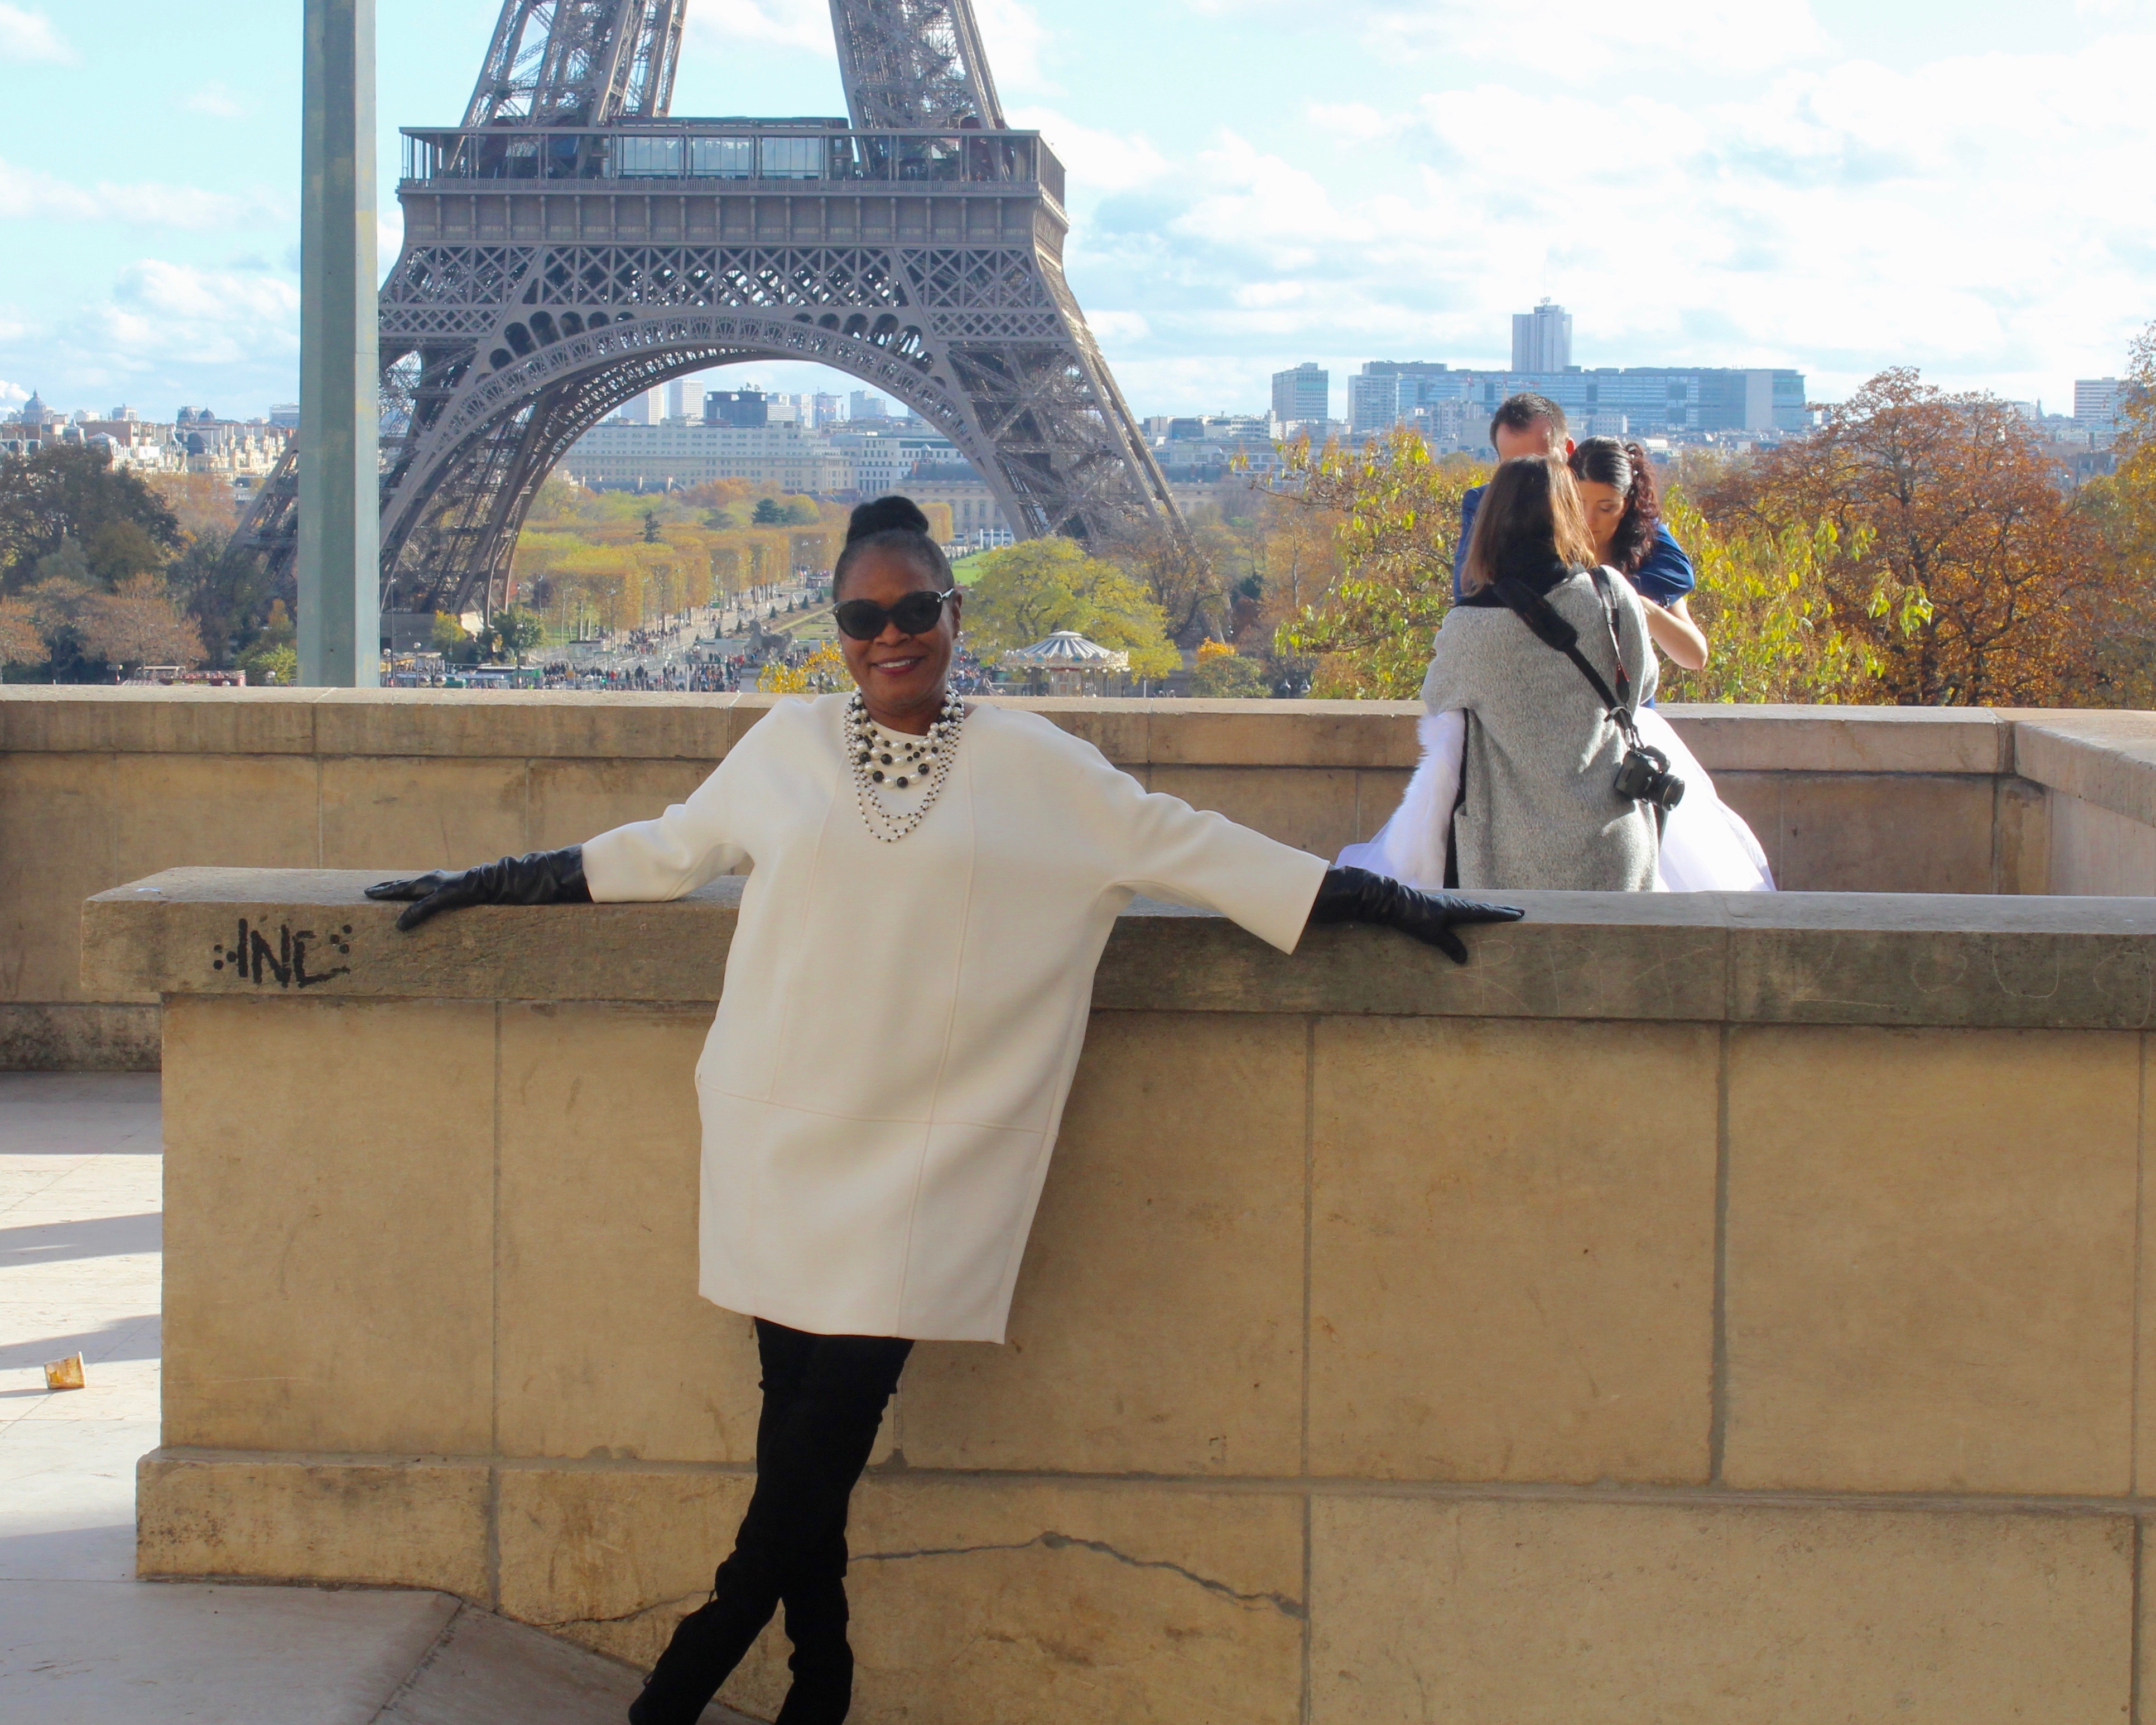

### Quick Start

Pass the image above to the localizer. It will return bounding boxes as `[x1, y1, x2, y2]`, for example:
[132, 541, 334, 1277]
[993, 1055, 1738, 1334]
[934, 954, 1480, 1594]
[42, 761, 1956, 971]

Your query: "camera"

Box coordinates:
[1613, 743, 1686, 811]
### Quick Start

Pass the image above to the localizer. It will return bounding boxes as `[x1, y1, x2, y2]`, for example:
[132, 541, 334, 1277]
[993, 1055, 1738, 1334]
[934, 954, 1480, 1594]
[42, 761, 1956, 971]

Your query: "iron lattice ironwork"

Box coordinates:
[237, 0, 1177, 618]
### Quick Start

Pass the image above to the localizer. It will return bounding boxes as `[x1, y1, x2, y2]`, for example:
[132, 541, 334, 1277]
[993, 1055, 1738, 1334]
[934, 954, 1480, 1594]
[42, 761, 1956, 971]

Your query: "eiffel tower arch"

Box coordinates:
[239, 0, 1179, 618]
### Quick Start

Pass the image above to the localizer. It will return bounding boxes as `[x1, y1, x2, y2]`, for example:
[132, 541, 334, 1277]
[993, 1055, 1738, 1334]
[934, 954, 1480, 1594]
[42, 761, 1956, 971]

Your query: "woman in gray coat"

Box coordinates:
[1421, 455, 1660, 891]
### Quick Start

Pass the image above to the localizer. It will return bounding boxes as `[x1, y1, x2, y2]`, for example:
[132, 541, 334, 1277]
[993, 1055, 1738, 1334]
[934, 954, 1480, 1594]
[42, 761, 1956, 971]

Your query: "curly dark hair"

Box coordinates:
[1567, 436, 1660, 575]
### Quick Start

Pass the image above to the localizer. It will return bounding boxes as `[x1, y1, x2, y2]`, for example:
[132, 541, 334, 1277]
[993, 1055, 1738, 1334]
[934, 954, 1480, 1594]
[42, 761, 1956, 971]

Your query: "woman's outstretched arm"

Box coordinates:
[366, 847, 593, 930]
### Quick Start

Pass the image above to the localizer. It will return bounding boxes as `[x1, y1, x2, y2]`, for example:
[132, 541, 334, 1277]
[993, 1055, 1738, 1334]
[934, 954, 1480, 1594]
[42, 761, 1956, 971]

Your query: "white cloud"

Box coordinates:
[1180, 0, 1828, 76]
[88, 261, 301, 370]
[974, 0, 1050, 95]
[1008, 107, 1167, 191]
[182, 83, 247, 119]
[0, 379, 26, 408]
[1063, 33, 2156, 408]
[0, 159, 285, 229]
[684, 0, 829, 55]
[0, 4, 71, 63]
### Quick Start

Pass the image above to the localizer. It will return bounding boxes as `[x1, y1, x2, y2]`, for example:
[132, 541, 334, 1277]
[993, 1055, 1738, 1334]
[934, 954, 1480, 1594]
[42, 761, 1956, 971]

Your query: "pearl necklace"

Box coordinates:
[846, 690, 967, 843]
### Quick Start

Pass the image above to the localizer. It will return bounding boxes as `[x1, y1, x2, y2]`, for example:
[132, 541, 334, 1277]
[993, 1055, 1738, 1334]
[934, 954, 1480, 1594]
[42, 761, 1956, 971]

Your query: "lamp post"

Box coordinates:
[297, 0, 379, 687]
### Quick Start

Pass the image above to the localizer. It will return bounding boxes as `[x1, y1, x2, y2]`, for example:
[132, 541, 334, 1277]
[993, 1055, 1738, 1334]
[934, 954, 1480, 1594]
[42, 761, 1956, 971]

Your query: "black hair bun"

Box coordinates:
[846, 494, 932, 544]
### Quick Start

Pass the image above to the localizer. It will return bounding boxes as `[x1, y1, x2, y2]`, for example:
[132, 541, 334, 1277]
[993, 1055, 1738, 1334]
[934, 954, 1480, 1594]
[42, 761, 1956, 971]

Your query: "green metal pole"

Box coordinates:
[297, 0, 379, 688]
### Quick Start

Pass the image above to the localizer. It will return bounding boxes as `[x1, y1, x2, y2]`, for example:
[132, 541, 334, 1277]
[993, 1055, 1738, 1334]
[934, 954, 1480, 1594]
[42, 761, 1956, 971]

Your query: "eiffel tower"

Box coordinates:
[239, 0, 1180, 617]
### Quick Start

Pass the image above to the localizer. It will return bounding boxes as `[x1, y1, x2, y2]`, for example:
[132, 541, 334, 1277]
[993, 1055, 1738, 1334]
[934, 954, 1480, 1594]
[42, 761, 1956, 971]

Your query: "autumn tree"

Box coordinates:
[1699, 369, 2118, 705]
[1265, 429, 1484, 698]
[78, 573, 206, 669]
[2076, 322, 2156, 706]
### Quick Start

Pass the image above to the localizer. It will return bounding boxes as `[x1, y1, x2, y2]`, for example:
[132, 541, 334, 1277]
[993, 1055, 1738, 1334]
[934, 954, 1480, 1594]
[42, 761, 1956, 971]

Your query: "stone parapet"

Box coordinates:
[13, 690, 2156, 1066]
[84, 866, 2156, 1721]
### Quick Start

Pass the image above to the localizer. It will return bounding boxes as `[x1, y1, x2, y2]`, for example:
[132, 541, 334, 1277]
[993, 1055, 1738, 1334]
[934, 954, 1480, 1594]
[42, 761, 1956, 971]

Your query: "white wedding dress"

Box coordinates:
[1339, 707, 1773, 893]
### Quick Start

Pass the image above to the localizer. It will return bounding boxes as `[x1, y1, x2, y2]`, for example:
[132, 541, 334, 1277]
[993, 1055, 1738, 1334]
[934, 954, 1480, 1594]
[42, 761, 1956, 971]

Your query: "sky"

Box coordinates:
[0, 0, 2150, 424]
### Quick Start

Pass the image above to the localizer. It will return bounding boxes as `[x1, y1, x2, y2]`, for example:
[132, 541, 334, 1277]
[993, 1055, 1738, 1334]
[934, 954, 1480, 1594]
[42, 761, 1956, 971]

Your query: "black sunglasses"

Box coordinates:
[833, 588, 957, 641]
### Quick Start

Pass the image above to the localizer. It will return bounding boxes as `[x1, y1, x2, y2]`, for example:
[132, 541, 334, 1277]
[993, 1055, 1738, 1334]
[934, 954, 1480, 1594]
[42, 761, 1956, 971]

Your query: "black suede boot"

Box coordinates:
[627, 1568, 777, 1725]
[772, 1578, 854, 1725]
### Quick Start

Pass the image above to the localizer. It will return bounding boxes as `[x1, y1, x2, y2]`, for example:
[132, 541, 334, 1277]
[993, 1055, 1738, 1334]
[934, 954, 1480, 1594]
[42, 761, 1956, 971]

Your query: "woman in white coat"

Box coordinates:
[368, 497, 1523, 1725]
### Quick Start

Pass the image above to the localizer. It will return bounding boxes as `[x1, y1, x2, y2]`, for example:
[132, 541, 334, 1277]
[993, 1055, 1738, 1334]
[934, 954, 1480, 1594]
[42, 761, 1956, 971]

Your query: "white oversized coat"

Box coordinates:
[581, 696, 1329, 1343]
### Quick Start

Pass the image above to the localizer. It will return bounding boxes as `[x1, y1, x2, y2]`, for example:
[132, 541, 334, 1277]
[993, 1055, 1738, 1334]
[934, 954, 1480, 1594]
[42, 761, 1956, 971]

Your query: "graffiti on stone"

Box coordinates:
[210, 919, 354, 989]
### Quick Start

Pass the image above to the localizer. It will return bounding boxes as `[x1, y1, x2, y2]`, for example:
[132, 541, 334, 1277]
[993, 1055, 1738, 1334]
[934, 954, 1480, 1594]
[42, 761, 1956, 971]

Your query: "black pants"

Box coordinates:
[722, 1319, 913, 1670]
[634, 1319, 912, 1724]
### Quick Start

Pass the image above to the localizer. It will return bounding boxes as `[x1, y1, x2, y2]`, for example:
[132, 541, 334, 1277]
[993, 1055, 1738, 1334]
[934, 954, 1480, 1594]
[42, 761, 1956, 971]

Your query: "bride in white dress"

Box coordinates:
[1344, 438, 1772, 893]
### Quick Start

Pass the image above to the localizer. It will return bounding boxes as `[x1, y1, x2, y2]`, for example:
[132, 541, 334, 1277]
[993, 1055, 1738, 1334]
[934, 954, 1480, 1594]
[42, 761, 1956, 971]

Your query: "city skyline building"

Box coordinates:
[2076, 378, 2125, 433]
[1272, 363, 1329, 426]
[1350, 359, 1807, 441]
[1512, 300, 1573, 374]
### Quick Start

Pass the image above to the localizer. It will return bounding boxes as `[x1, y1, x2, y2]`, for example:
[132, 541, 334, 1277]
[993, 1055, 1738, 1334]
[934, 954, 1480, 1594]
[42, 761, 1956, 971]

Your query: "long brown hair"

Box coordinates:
[1567, 436, 1661, 575]
[1461, 455, 1598, 594]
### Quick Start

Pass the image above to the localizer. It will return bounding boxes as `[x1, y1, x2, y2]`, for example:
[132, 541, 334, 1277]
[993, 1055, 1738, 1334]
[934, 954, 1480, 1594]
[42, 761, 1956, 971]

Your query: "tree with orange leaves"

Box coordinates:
[1699, 369, 2117, 706]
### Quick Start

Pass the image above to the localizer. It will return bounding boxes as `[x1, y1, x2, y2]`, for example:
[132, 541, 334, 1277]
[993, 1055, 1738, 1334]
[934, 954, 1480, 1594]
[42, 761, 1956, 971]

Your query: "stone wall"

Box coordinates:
[11, 688, 2156, 1069]
[88, 868, 2156, 1723]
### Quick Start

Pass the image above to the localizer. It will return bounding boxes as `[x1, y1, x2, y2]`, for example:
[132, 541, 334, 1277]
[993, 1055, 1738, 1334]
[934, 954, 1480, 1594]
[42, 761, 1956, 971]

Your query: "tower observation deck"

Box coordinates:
[239, 0, 1178, 619]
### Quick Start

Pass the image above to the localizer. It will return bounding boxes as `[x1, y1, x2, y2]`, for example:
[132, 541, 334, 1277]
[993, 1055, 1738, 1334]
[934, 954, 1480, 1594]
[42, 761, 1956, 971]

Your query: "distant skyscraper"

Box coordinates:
[1272, 362, 1329, 426]
[1512, 301, 1574, 373]
[2076, 378, 2125, 431]
[850, 390, 889, 421]
[618, 387, 660, 426]
[666, 377, 696, 422]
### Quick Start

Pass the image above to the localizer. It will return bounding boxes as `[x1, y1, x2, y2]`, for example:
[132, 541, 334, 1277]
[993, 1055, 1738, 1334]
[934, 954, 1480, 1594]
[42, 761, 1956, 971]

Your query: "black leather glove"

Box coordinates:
[1306, 864, 1525, 965]
[365, 846, 593, 932]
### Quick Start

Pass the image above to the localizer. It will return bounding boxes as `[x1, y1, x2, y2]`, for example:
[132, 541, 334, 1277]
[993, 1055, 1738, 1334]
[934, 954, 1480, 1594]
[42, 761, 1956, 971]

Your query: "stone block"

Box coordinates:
[500, 1471, 1304, 1725]
[317, 756, 528, 871]
[495, 1002, 762, 1463]
[2014, 713, 2156, 828]
[1351, 768, 1412, 842]
[137, 1450, 490, 1598]
[526, 758, 719, 852]
[311, 688, 738, 761]
[1662, 704, 2010, 775]
[0, 1002, 160, 1070]
[1724, 1025, 2136, 1495]
[160, 996, 497, 1453]
[1, 752, 317, 1005]
[1310, 1495, 2131, 1724]
[496, 1464, 757, 1668]
[900, 1012, 1305, 1476]
[1145, 700, 1419, 768]
[0, 685, 323, 755]
[1778, 773, 1995, 893]
[1310, 1017, 1718, 1483]
[1711, 771, 1782, 881]
[2049, 789, 2156, 896]
[815, 1479, 1305, 1725]
[1147, 765, 1361, 857]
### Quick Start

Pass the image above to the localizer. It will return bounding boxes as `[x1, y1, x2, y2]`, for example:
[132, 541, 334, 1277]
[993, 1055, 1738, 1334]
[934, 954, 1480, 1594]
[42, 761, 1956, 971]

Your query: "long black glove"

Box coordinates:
[365, 846, 593, 932]
[1306, 864, 1524, 965]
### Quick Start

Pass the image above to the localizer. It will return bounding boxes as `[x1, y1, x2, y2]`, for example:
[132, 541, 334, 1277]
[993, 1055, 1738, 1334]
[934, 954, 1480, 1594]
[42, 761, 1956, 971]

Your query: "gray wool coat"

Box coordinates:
[1419, 568, 1661, 892]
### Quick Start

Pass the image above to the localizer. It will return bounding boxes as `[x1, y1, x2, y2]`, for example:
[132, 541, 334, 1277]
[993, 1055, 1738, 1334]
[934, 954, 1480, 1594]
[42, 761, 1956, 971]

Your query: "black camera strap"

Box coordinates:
[1490, 566, 1643, 748]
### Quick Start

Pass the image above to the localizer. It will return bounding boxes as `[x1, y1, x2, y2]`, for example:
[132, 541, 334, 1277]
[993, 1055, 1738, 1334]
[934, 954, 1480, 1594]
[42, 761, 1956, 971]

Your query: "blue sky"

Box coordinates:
[1, 0, 2150, 422]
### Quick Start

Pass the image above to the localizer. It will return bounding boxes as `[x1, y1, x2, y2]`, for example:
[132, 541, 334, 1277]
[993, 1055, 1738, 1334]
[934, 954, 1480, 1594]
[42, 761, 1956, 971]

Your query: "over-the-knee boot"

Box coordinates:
[627, 1556, 779, 1725]
[773, 1570, 853, 1725]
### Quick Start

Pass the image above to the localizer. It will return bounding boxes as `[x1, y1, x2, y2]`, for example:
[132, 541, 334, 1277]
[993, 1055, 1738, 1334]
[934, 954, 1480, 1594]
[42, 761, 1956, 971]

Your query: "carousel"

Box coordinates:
[999, 630, 1130, 695]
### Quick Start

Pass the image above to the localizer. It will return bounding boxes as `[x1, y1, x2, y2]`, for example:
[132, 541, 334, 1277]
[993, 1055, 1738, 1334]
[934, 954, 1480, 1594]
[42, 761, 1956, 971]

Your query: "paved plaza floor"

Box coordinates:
[0, 1071, 745, 1724]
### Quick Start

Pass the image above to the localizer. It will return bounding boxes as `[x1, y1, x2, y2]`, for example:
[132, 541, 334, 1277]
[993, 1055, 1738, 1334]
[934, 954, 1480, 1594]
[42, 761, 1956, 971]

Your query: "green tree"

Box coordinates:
[963, 536, 1179, 676]
[0, 444, 182, 591]
[641, 508, 663, 544]
[752, 497, 787, 526]
[490, 606, 544, 665]
[164, 533, 272, 668]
